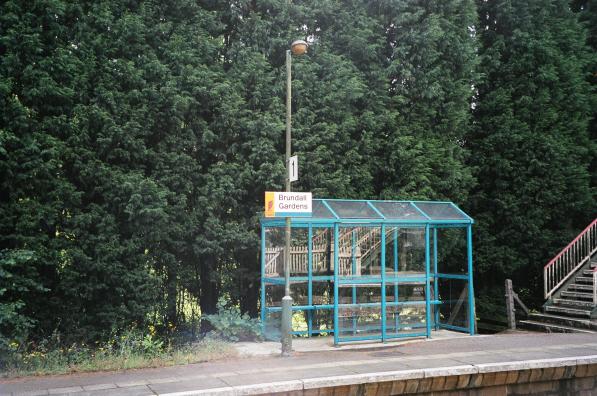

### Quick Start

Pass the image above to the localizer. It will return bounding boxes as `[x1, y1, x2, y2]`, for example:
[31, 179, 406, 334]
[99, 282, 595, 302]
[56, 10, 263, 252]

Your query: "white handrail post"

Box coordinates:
[593, 270, 596, 306]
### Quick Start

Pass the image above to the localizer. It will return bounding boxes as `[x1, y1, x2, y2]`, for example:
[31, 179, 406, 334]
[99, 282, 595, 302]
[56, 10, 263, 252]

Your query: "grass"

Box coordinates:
[2, 299, 262, 378]
[1, 338, 238, 379]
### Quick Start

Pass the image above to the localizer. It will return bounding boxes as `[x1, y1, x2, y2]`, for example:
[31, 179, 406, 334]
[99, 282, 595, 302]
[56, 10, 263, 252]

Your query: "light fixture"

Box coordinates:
[290, 40, 308, 56]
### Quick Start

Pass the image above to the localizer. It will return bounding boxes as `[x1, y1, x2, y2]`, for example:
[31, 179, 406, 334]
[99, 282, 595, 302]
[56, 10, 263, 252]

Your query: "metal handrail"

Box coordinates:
[544, 218, 597, 299]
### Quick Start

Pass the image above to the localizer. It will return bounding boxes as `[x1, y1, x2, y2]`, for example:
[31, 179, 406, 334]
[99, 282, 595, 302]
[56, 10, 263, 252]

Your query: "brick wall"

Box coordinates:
[271, 363, 597, 396]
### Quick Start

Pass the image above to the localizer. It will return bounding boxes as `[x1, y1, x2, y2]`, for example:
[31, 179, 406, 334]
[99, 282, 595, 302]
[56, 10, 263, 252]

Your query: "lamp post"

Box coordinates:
[281, 39, 308, 356]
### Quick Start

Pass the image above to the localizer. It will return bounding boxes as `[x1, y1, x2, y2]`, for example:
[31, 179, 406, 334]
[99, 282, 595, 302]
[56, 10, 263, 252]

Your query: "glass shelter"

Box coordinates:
[260, 199, 475, 345]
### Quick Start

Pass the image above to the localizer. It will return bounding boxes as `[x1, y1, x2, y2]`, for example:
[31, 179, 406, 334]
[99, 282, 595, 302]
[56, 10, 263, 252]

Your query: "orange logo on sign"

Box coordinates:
[264, 192, 275, 217]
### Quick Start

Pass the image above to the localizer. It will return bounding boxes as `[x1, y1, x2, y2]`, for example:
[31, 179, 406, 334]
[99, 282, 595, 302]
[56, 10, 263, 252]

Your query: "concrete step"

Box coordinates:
[567, 283, 593, 292]
[561, 291, 594, 300]
[575, 276, 594, 284]
[582, 269, 597, 276]
[544, 304, 592, 318]
[528, 313, 597, 330]
[552, 298, 595, 309]
[518, 320, 596, 334]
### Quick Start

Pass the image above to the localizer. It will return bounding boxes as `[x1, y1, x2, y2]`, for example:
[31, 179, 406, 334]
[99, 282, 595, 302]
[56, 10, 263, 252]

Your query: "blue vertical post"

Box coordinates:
[351, 230, 357, 335]
[260, 226, 267, 334]
[393, 228, 399, 334]
[308, 224, 313, 337]
[433, 227, 439, 330]
[381, 224, 386, 343]
[333, 223, 340, 345]
[467, 224, 475, 335]
[425, 224, 431, 338]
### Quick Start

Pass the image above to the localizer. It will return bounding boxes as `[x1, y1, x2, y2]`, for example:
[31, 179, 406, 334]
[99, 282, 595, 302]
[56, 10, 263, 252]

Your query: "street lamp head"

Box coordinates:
[290, 40, 308, 56]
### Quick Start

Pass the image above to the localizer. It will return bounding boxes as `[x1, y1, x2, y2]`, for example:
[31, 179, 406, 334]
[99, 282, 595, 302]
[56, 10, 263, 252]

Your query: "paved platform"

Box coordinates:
[235, 329, 472, 355]
[2, 332, 597, 395]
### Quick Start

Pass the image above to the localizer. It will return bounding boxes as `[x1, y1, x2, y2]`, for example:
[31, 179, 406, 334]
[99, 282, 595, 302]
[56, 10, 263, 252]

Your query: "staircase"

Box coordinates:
[519, 219, 597, 333]
[264, 226, 406, 277]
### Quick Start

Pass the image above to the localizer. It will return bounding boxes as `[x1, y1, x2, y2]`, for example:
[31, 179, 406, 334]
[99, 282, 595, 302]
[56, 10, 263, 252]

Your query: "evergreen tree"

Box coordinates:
[0, 0, 80, 341]
[470, 0, 595, 315]
[370, 0, 478, 201]
[571, 0, 597, 191]
[59, 0, 228, 336]
[2, 0, 595, 348]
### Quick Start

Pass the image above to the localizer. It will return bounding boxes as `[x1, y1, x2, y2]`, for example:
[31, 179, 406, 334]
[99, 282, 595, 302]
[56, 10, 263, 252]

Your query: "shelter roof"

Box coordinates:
[262, 199, 473, 225]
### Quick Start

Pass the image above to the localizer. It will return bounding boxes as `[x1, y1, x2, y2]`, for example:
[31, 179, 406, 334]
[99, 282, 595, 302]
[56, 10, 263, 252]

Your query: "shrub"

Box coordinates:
[115, 328, 164, 357]
[202, 298, 261, 342]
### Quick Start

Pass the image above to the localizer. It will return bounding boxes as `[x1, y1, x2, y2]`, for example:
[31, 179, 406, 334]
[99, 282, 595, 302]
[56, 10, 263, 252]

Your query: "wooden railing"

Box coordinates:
[312, 227, 376, 251]
[312, 229, 329, 246]
[266, 227, 407, 277]
[265, 245, 360, 276]
[544, 218, 597, 299]
[265, 249, 283, 275]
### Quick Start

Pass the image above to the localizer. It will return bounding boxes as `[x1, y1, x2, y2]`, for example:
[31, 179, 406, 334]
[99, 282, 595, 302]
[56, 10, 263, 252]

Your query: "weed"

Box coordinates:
[0, 331, 236, 378]
[202, 297, 262, 342]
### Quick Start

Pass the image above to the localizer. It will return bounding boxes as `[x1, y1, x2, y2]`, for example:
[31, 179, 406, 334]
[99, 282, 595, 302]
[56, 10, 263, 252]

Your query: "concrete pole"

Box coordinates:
[281, 49, 293, 356]
[505, 279, 516, 330]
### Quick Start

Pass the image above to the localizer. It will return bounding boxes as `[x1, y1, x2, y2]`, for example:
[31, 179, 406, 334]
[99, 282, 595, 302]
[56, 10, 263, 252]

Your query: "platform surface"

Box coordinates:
[2, 332, 597, 396]
[236, 329, 472, 354]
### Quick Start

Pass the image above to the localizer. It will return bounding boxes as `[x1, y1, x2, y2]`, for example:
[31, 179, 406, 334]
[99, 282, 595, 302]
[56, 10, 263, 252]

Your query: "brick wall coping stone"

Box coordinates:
[156, 355, 597, 396]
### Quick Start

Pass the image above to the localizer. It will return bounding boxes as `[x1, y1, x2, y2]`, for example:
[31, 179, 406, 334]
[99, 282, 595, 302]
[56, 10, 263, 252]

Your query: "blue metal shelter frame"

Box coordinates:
[260, 199, 475, 345]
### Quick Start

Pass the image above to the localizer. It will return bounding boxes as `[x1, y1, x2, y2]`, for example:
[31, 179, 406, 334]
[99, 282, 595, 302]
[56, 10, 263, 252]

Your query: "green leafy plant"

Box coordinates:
[202, 298, 262, 342]
[115, 328, 164, 357]
[140, 334, 164, 356]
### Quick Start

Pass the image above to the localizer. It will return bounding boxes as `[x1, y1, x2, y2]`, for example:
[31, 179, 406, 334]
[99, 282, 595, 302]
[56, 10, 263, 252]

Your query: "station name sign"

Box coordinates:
[265, 191, 312, 218]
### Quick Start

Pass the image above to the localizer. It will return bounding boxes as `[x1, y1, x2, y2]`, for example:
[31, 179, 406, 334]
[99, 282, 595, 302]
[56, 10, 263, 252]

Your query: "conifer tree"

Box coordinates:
[571, 0, 597, 190]
[470, 0, 595, 314]
[0, 0, 80, 342]
[370, 0, 478, 201]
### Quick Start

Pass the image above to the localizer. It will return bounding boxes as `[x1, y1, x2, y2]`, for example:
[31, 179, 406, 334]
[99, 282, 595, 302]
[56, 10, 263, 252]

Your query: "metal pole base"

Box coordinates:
[281, 295, 293, 356]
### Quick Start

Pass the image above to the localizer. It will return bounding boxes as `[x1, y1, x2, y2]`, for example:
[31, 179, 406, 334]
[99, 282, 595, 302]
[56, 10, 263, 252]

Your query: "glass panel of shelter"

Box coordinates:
[414, 202, 467, 220]
[327, 200, 382, 219]
[335, 224, 383, 343]
[383, 226, 430, 339]
[262, 225, 336, 338]
[262, 226, 283, 340]
[309, 226, 334, 337]
[433, 225, 472, 333]
[373, 201, 427, 221]
[334, 224, 433, 343]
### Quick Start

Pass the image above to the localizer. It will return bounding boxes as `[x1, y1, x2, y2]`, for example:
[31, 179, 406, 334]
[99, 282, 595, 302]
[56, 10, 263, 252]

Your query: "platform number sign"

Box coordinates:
[289, 155, 298, 182]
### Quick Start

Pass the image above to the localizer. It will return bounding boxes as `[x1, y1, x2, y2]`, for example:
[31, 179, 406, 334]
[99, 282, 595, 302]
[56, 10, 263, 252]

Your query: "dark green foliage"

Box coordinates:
[371, 0, 477, 201]
[0, 0, 594, 352]
[571, 0, 597, 190]
[469, 0, 595, 314]
[0, 0, 82, 342]
[0, 250, 46, 359]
